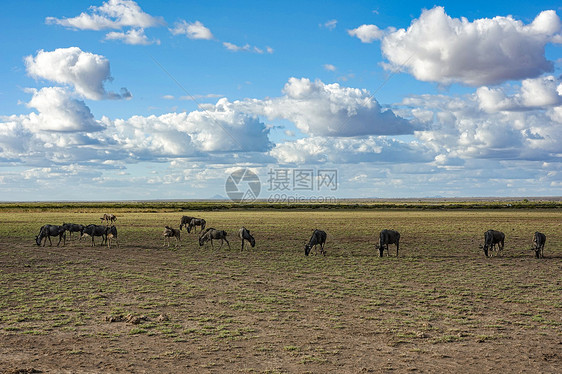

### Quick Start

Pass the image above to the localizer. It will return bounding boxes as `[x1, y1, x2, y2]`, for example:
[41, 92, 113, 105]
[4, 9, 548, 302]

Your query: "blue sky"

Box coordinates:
[1, 0, 561, 201]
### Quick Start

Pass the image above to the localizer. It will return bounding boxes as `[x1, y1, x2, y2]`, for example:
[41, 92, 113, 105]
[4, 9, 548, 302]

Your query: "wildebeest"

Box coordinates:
[532, 231, 546, 259]
[62, 223, 84, 240]
[163, 226, 181, 247]
[100, 213, 117, 224]
[304, 229, 327, 256]
[199, 228, 230, 250]
[105, 225, 119, 249]
[187, 218, 206, 233]
[239, 227, 255, 250]
[81, 224, 107, 247]
[375, 229, 400, 257]
[179, 216, 195, 231]
[481, 230, 505, 257]
[35, 225, 66, 247]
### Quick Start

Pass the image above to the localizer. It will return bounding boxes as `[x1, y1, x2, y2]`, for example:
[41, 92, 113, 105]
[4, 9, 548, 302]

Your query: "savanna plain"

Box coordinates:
[0, 205, 561, 373]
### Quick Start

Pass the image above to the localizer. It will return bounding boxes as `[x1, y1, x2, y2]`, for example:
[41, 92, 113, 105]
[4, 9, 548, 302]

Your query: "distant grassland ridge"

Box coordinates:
[0, 199, 560, 212]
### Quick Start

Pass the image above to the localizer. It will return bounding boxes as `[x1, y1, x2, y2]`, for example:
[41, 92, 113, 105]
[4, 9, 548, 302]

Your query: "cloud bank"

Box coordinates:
[237, 77, 415, 136]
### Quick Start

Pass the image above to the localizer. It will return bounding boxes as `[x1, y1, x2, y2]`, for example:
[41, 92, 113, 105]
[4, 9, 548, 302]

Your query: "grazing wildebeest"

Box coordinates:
[100, 213, 117, 224]
[81, 224, 107, 247]
[239, 227, 255, 250]
[199, 228, 230, 250]
[375, 229, 400, 257]
[481, 230, 505, 257]
[62, 223, 84, 240]
[532, 231, 546, 259]
[187, 218, 206, 233]
[163, 226, 181, 247]
[105, 225, 120, 249]
[35, 225, 66, 247]
[179, 216, 195, 231]
[304, 229, 327, 256]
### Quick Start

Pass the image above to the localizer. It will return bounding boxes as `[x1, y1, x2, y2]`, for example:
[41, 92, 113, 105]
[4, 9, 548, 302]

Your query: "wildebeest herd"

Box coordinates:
[35, 214, 120, 249]
[35, 214, 548, 259]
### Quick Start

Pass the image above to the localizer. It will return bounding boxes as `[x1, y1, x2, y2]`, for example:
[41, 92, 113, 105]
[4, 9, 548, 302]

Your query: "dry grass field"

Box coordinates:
[0, 207, 561, 373]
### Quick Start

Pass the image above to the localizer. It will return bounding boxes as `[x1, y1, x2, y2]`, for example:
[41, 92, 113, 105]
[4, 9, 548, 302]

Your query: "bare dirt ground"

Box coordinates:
[0, 209, 561, 373]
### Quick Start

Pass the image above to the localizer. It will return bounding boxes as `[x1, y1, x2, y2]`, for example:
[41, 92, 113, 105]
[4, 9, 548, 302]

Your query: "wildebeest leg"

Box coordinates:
[396, 242, 399, 257]
[47, 236, 53, 247]
[224, 237, 230, 250]
[241, 239, 244, 251]
[210, 239, 214, 250]
[320, 242, 325, 256]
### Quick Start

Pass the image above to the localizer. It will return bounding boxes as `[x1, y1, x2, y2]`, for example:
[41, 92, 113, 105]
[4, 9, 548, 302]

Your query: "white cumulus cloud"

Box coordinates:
[25, 47, 130, 100]
[377, 7, 561, 85]
[108, 98, 272, 155]
[23, 87, 102, 132]
[105, 28, 159, 45]
[347, 24, 384, 43]
[477, 76, 562, 112]
[170, 20, 214, 40]
[46, 0, 164, 30]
